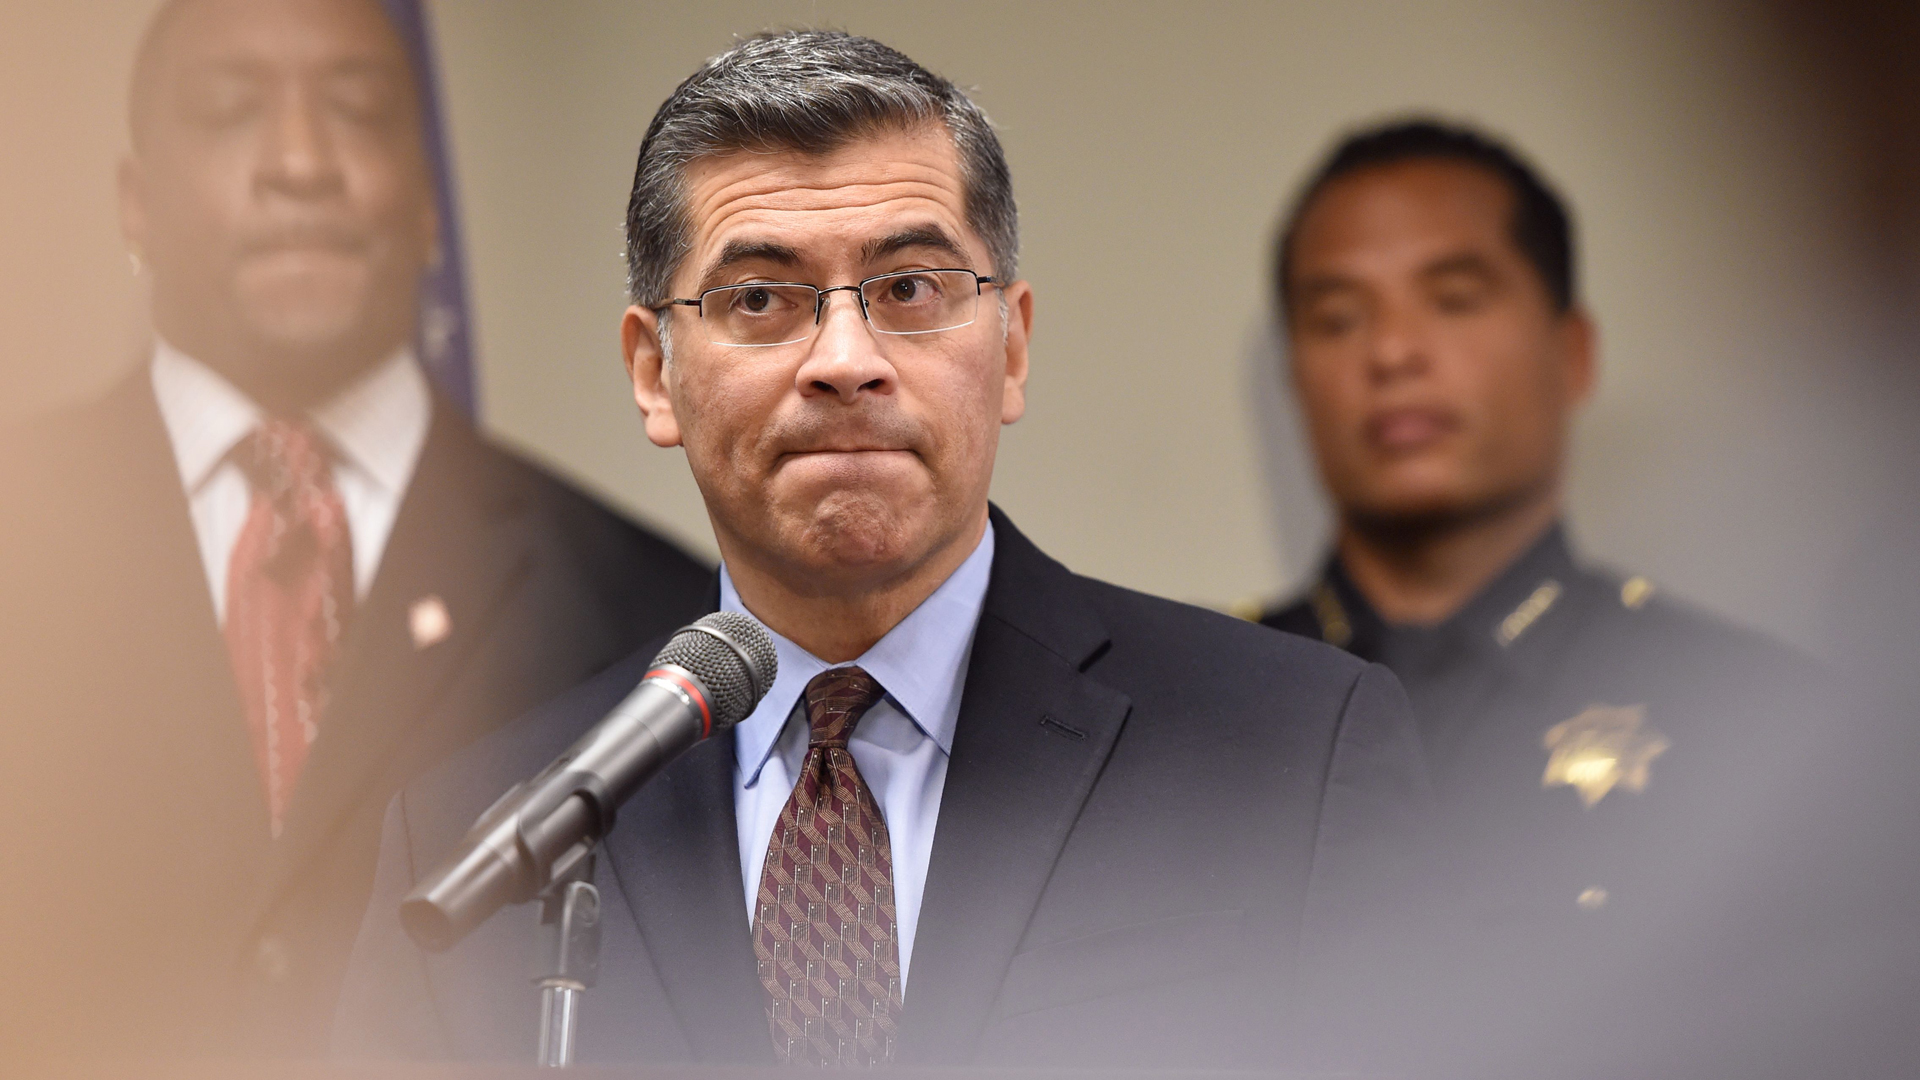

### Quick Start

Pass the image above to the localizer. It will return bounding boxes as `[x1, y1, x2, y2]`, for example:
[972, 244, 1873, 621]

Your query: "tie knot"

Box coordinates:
[802, 666, 885, 748]
[238, 418, 334, 500]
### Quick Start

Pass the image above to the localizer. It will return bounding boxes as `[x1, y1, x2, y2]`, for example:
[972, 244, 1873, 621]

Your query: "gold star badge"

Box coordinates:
[1542, 704, 1670, 807]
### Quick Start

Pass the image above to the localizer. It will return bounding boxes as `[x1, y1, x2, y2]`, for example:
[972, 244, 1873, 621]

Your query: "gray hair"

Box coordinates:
[624, 30, 1018, 308]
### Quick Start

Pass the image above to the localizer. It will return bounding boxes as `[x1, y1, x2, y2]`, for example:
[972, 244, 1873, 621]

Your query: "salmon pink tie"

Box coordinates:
[223, 418, 354, 837]
[753, 666, 903, 1067]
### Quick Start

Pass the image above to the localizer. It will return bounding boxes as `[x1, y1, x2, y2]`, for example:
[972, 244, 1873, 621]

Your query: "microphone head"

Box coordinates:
[652, 612, 777, 729]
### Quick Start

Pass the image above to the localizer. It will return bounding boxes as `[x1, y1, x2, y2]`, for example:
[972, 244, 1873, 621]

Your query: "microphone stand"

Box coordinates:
[531, 850, 601, 1068]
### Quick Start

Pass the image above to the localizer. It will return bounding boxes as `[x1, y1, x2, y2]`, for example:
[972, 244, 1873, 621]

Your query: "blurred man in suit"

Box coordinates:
[1257, 119, 1832, 1076]
[0, 0, 709, 1063]
[336, 30, 1429, 1071]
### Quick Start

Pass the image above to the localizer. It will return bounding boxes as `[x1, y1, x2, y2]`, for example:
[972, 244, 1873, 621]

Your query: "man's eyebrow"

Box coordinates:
[1419, 251, 1499, 280]
[184, 57, 271, 80]
[186, 56, 403, 83]
[1289, 273, 1362, 302]
[325, 57, 411, 79]
[861, 225, 969, 267]
[701, 239, 804, 284]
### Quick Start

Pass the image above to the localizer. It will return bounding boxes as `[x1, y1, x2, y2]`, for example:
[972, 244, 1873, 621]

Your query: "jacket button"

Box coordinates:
[254, 935, 292, 983]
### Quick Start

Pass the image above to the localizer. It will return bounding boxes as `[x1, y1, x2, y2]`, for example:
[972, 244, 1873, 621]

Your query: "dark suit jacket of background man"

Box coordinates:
[0, 370, 712, 1062]
[335, 507, 1431, 1072]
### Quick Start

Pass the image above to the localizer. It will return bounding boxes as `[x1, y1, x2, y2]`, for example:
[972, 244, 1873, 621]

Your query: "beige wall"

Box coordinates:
[1, 1, 1887, 651]
[0, 0, 159, 411]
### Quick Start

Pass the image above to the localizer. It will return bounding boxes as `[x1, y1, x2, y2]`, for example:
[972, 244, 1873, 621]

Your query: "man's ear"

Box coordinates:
[1559, 306, 1598, 408]
[998, 280, 1034, 425]
[621, 305, 683, 448]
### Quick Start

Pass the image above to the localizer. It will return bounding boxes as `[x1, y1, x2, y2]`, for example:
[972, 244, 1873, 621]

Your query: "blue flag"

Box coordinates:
[384, 0, 477, 417]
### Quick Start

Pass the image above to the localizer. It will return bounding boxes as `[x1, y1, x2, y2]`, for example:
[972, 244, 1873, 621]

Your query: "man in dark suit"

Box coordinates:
[335, 30, 1429, 1072]
[0, 0, 709, 1064]
[1256, 120, 1836, 1076]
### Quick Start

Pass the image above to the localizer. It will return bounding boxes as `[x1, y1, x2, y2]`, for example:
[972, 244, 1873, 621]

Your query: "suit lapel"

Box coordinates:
[87, 375, 261, 797]
[897, 509, 1131, 1064]
[87, 374, 268, 837]
[261, 405, 540, 902]
[602, 733, 774, 1064]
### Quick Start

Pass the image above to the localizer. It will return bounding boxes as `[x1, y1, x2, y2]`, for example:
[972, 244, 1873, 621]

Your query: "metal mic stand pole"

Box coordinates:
[532, 851, 601, 1068]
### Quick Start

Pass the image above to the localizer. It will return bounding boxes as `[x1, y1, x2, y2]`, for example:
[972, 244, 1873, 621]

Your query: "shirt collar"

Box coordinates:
[151, 339, 261, 495]
[1322, 521, 1578, 666]
[149, 339, 432, 498]
[727, 521, 996, 788]
[309, 347, 433, 496]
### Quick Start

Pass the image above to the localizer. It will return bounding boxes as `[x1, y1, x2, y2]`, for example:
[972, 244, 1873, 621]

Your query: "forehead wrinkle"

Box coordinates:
[680, 134, 976, 283]
[685, 187, 979, 292]
[691, 170, 966, 230]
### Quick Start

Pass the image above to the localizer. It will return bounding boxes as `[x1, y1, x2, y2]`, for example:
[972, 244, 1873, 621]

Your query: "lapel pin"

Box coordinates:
[1542, 703, 1669, 807]
[409, 595, 452, 650]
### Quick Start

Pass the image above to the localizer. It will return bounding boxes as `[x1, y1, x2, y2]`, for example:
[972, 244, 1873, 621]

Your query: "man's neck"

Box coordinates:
[1335, 493, 1560, 628]
[721, 510, 989, 664]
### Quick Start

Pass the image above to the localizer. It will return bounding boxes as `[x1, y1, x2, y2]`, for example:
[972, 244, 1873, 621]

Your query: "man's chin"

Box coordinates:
[1346, 482, 1539, 541]
[218, 305, 395, 407]
[243, 313, 367, 353]
[761, 486, 946, 584]
[232, 254, 392, 334]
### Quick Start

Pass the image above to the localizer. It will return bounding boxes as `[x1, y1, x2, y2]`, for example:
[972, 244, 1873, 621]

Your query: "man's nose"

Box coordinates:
[795, 290, 897, 403]
[1366, 305, 1433, 383]
[256, 85, 346, 201]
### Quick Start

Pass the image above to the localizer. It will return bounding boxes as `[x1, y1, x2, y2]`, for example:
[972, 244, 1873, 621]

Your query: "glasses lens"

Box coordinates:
[700, 284, 818, 346]
[861, 271, 979, 336]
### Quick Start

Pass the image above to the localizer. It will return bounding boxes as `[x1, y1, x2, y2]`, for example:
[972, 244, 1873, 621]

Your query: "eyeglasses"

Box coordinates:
[655, 269, 999, 348]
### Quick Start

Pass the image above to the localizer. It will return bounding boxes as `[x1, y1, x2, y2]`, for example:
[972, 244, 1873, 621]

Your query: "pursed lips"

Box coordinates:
[1366, 406, 1460, 452]
[771, 444, 924, 476]
[777, 446, 915, 462]
[240, 224, 371, 259]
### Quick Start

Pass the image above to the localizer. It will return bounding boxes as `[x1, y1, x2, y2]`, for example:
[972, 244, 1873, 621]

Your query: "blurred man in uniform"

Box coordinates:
[0, 0, 709, 1063]
[1257, 119, 1830, 1076]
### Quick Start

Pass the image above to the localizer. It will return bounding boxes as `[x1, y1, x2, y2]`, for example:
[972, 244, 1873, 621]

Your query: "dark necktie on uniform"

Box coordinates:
[752, 666, 904, 1066]
[222, 418, 355, 838]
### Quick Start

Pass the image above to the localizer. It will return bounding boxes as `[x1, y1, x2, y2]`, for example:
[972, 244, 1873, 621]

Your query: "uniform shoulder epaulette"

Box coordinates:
[1309, 580, 1353, 647]
[1495, 579, 1562, 646]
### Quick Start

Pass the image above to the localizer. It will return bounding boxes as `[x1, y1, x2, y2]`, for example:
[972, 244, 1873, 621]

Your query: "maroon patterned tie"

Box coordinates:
[223, 418, 355, 837]
[753, 666, 903, 1066]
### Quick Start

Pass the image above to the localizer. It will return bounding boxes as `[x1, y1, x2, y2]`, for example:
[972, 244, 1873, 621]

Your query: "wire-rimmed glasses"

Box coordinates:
[655, 269, 999, 348]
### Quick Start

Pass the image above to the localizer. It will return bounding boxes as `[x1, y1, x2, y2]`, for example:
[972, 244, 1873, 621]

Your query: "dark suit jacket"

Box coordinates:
[335, 508, 1429, 1072]
[0, 370, 712, 1063]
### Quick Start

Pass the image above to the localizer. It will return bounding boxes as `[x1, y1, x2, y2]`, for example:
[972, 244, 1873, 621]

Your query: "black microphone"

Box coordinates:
[400, 612, 777, 952]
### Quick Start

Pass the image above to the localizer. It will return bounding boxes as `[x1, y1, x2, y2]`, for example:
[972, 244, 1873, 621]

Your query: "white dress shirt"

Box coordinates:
[149, 341, 433, 623]
[725, 522, 995, 993]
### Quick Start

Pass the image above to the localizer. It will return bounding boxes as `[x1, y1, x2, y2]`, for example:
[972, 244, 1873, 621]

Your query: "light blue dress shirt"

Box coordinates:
[723, 522, 994, 993]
